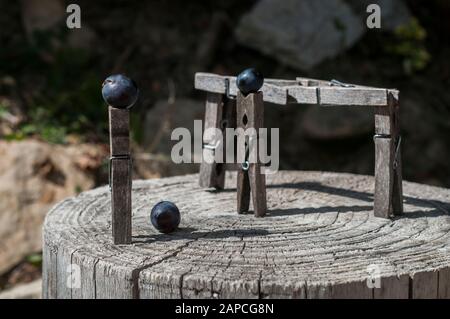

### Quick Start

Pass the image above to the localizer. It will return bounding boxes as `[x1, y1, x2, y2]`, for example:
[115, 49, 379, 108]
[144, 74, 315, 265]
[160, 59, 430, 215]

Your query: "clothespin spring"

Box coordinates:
[393, 136, 402, 171]
[330, 79, 355, 88]
[240, 140, 250, 171]
[373, 134, 402, 171]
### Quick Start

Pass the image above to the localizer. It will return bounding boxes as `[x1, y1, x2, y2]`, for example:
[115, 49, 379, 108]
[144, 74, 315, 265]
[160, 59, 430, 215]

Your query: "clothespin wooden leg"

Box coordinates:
[374, 90, 403, 218]
[199, 93, 225, 189]
[389, 91, 403, 215]
[199, 93, 236, 189]
[249, 162, 266, 217]
[109, 106, 132, 244]
[236, 91, 267, 217]
[237, 165, 251, 213]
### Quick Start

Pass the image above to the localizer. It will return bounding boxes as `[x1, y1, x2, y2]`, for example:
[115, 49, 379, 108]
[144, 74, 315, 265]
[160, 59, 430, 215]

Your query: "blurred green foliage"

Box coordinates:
[25, 253, 42, 268]
[0, 103, 7, 118]
[74, 185, 83, 194]
[130, 112, 144, 144]
[2, 27, 106, 144]
[388, 18, 431, 74]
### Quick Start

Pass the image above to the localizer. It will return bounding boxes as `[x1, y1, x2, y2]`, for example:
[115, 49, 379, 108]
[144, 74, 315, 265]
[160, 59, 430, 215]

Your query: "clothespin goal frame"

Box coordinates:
[194, 72, 403, 219]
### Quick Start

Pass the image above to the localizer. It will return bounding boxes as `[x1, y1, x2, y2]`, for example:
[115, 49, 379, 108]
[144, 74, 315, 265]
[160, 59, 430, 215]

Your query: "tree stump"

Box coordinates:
[43, 171, 450, 299]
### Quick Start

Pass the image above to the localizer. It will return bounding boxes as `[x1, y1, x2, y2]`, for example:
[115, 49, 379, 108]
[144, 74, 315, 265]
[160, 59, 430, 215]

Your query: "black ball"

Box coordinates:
[236, 68, 264, 96]
[150, 201, 181, 234]
[102, 74, 139, 109]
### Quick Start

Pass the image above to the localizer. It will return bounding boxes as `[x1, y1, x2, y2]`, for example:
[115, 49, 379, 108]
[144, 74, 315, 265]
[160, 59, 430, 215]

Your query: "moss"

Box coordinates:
[387, 18, 431, 74]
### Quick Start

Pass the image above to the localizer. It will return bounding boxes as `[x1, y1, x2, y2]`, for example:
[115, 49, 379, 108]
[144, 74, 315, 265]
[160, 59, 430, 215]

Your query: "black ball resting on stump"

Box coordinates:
[151, 201, 181, 234]
[102, 74, 139, 244]
[42, 172, 450, 299]
[195, 73, 403, 219]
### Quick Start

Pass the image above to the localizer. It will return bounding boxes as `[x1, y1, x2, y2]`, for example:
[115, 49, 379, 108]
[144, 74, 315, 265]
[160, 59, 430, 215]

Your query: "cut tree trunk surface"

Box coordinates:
[42, 171, 450, 299]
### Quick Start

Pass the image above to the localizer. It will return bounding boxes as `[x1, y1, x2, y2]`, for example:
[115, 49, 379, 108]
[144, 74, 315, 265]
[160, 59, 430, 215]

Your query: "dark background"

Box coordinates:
[1, 0, 449, 186]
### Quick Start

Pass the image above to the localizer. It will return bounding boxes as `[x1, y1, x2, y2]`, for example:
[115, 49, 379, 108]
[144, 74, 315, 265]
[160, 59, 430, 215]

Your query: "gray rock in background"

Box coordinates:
[236, 0, 412, 70]
[236, 0, 365, 70]
[346, 0, 412, 31]
[21, 0, 65, 38]
[0, 141, 104, 275]
[21, 0, 97, 49]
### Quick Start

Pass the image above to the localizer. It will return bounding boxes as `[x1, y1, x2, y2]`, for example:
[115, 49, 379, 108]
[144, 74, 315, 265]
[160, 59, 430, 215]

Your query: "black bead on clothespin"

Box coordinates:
[102, 74, 139, 244]
[236, 69, 267, 217]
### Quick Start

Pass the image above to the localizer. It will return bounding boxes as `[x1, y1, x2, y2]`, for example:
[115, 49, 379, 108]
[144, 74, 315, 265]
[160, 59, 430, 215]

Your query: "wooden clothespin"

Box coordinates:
[236, 69, 267, 217]
[374, 90, 403, 218]
[102, 74, 139, 244]
[199, 78, 237, 190]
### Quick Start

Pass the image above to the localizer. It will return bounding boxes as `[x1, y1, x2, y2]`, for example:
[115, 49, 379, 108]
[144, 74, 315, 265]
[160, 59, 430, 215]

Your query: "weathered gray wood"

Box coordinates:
[287, 86, 318, 104]
[296, 77, 332, 87]
[70, 249, 97, 299]
[295, 77, 376, 89]
[374, 101, 392, 214]
[374, 137, 393, 218]
[139, 271, 183, 299]
[194, 73, 228, 94]
[319, 87, 388, 106]
[194, 73, 288, 104]
[412, 271, 439, 299]
[438, 267, 450, 298]
[249, 163, 267, 217]
[248, 92, 266, 217]
[374, 91, 403, 218]
[237, 166, 251, 214]
[306, 283, 331, 299]
[109, 106, 132, 244]
[374, 104, 392, 135]
[260, 280, 307, 299]
[265, 79, 299, 86]
[195, 73, 394, 106]
[109, 107, 130, 156]
[288, 86, 392, 106]
[389, 91, 403, 215]
[331, 280, 373, 299]
[230, 82, 288, 105]
[42, 236, 57, 299]
[199, 93, 225, 189]
[56, 246, 76, 298]
[94, 259, 136, 299]
[43, 171, 450, 299]
[111, 159, 132, 244]
[223, 98, 237, 164]
[236, 91, 266, 217]
[374, 275, 409, 299]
